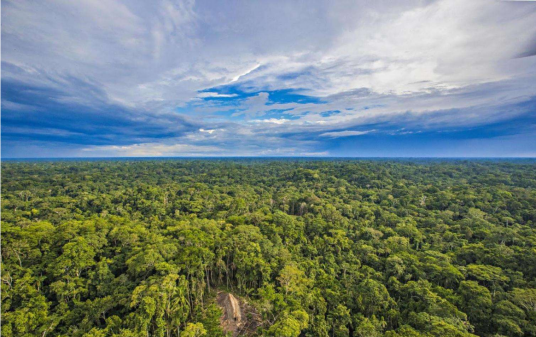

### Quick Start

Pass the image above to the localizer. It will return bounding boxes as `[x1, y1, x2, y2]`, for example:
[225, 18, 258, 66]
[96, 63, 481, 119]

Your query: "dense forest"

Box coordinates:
[2, 159, 536, 337]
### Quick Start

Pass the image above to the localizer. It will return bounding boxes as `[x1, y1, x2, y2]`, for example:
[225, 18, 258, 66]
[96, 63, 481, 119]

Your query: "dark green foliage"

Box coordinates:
[2, 160, 536, 336]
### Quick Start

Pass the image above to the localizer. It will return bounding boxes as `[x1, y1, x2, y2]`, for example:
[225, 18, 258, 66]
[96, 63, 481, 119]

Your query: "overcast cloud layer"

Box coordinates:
[2, 0, 536, 157]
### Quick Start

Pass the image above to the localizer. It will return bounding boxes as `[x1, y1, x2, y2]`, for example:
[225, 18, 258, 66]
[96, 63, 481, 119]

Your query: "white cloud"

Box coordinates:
[251, 118, 290, 125]
[6, 0, 535, 112]
[197, 92, 238, 98]
[82, 135, 324, 157]
[320, 130, 374, 138]
[82, 143, 220, 157]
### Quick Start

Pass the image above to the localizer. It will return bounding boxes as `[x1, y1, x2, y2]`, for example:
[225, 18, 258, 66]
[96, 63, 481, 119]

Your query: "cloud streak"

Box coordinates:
[320, 130, 374, 138]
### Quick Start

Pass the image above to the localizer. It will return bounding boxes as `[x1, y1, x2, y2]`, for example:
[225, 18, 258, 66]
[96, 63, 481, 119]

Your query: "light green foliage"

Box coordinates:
[277, 263, 309, 296]
[267, 310, 309, 336]
[354, 316, 386, 337]
[182, 322, 207, 337]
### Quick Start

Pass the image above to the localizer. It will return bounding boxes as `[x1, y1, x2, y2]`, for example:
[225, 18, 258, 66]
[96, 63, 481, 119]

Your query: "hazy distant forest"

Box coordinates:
[2, 160, 536, 337]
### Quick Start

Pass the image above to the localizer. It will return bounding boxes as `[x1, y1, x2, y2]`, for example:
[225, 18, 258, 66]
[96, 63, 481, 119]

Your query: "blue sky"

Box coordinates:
[2, 0, 536, 158]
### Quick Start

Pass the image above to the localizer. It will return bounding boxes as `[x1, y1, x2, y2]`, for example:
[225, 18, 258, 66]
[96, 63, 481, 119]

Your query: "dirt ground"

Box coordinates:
[216, 291, 262, 336]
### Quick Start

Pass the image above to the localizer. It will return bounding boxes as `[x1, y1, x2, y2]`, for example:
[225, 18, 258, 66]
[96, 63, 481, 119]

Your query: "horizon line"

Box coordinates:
[3, 156, 536, 161]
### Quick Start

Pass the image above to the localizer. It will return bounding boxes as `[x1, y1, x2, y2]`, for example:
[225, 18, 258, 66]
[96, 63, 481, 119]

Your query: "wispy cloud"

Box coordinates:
[197, 92, 238, 99]
[320, 130, 374, 138]
[82, 143, 220, 157]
